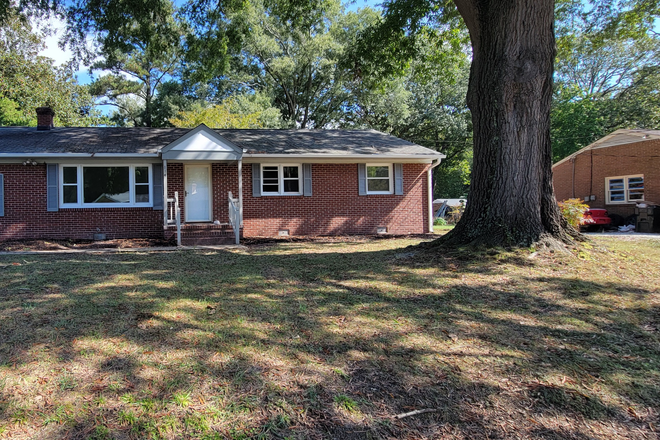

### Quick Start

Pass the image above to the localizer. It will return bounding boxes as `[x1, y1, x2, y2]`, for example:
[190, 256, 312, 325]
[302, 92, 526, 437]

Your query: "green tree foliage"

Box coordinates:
[169, 93, 281, 128]
[0, 11, 101, 126]
[551, 0, 660, 162]
[81, 0, 182, 127]
[186, 0, 383, 128]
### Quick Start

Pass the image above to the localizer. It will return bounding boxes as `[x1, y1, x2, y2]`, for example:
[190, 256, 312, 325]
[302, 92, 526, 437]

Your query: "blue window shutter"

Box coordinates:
[252, 163, 261, 197]
[394, 163, 403, 195]
[303, 163, 312, 196]
[358, 163, 367, 196]
[0, 174, 4, 217]
[152, 163, 164, 210]
[47, 164, 58, 212]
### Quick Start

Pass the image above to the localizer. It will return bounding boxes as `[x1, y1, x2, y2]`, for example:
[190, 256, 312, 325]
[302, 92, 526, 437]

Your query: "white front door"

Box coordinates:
[185, 165, 212, 222]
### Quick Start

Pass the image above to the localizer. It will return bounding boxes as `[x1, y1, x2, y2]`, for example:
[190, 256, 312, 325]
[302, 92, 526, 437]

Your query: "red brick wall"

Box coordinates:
[242, 163, 430, 236]
[0, 164, 163, 241]
[553, 139, 660, 218]
[1, 162, 430, 241]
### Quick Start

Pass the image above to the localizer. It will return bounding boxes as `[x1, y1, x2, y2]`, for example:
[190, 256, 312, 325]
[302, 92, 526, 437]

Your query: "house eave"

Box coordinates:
[0, 153, 160, 159]
[242, 153, 445, 164]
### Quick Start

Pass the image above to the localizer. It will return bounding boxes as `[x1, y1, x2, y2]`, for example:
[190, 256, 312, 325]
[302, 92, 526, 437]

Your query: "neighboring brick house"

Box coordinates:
[553, 129, 660, 219]
[0, 109, 444, 244]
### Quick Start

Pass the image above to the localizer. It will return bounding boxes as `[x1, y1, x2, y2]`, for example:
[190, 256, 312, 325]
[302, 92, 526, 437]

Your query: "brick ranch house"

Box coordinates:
[553, 128, 660, 220]
[0, 108, 444, 244]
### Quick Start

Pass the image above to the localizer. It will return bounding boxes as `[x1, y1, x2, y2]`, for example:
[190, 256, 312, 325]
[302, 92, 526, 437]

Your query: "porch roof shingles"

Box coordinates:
[0, 127, 440, 157]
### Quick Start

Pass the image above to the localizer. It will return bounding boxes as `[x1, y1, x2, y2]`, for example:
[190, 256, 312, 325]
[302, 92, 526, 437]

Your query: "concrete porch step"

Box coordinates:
[165, 223, 240, 245]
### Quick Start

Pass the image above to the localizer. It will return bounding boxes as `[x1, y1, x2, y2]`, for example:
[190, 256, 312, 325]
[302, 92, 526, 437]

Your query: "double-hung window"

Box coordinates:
[261, 164, 302, 195]
[60, 164, 153, 208]
[606, 175, 644, 204]
[366, 164, 393, 194]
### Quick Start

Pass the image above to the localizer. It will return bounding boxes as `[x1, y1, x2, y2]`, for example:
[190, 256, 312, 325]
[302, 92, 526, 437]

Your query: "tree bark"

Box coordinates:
[436, 0, 576, 248]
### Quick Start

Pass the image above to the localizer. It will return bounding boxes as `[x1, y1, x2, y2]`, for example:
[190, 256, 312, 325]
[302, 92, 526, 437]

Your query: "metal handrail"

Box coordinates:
[166, 192, 182, 246]
[228, 191, 240, 245]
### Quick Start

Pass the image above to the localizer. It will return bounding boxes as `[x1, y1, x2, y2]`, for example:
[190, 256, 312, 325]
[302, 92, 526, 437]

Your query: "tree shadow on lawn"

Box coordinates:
[0, 245, 657, 439]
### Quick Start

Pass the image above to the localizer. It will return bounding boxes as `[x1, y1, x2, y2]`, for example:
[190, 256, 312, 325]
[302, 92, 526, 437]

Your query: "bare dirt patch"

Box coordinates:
[0, 238, 173, 251]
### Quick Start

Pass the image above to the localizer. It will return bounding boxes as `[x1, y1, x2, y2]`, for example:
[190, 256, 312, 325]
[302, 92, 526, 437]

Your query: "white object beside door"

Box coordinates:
[185, 164, 212, 222]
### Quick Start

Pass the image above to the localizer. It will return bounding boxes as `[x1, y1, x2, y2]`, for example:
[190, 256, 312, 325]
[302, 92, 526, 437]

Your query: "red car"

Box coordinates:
[582, 208, 612, 231]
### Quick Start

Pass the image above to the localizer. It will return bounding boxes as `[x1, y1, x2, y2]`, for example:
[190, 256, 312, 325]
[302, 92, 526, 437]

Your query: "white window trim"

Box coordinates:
[366, 163, 394, 195]
[261, 164, 303, 196]
[605, 174, 644, 205]
[59, 164, 153, 208]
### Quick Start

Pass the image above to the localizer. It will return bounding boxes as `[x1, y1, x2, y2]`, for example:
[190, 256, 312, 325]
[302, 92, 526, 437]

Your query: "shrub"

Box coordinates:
[558, 198, 589, 230]
[434, 217, 448, 226]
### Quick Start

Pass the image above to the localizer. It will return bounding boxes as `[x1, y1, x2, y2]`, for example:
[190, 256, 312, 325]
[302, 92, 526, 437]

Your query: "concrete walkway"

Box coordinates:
[0, 245, 246, 255]
[585, 232, 660, 239]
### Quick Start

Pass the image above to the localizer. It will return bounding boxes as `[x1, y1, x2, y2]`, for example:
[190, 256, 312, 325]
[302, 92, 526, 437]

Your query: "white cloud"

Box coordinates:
[37, 16, 73, 67]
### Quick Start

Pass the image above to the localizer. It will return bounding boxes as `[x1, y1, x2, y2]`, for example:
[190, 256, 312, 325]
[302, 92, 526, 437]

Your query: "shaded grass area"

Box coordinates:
[0, 237, 658, 439]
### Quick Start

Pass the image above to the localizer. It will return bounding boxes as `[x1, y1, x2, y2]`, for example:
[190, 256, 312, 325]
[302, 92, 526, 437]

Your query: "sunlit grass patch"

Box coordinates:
[0, 236, 658, 438]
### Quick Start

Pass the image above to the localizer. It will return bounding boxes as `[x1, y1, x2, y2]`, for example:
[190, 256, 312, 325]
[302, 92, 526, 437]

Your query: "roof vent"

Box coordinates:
[36, 107, 55, 131]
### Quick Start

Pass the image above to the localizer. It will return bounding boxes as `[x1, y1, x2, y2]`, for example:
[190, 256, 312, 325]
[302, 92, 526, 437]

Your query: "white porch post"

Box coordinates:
[427, 166, 433, 233]
[238, 159, 243, 227]
[163, 159, 168, 228]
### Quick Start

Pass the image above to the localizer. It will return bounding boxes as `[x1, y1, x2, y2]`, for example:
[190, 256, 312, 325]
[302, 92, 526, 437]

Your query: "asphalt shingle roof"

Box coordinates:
[0, 127, 441, 157]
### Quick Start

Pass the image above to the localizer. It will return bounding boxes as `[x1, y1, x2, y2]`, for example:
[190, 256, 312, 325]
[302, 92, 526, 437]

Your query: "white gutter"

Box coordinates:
[243, 153, 445, 159]
[428, 158, 443, 233]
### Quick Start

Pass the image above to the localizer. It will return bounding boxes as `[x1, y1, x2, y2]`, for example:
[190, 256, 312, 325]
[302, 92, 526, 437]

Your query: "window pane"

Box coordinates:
[63, 167, 77, 184]
[135, 184, 150, 203]
[83, 167, 130, 204]
[283, 180, 299, 193]
[135, 167, 149, 184]
[628, 177, 644, 189]
[367, 166, 389, 178]
[609, 179, 624, 190]
[368, 178, 390, 192]
[283, 166, 299, 178]
[610, 190, 625, 202]
[629, 191, 644, 200]
[63, 186, 77, 204]
[263, 184, 279, 192]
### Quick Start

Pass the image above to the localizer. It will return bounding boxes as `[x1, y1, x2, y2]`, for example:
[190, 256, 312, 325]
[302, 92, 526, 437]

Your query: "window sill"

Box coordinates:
[58, 205, 154, 210]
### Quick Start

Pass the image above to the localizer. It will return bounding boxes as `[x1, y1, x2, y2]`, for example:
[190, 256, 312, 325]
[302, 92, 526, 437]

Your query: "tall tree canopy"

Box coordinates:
[0, 11, 101, 126]
[551, 0, 660, 162]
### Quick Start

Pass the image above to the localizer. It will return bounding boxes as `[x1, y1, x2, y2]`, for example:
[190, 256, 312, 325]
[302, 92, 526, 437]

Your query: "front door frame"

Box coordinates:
[184, 163, 213, 222]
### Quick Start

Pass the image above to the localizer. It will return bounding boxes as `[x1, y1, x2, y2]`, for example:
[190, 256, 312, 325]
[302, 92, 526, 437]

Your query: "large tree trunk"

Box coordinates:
[437, 0, 575, 247]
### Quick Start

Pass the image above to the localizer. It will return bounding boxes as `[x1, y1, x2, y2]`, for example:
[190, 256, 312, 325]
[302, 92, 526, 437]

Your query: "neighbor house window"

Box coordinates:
[606, 175, 644, 204]
[60, 164, 152, 207]
[366, 164, 393, 194]
[261, 164, 301, 195]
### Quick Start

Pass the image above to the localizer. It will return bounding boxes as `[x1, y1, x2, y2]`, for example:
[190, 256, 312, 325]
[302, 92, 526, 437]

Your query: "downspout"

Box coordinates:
[427, 158, 443, 233]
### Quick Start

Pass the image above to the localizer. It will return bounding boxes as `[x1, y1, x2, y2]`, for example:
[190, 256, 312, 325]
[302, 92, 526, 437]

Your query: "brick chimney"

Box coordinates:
[36, 107, 55, 130]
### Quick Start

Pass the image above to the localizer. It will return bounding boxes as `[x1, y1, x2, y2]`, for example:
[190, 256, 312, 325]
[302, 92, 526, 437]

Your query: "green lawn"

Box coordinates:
[0, 237, 658, 439]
